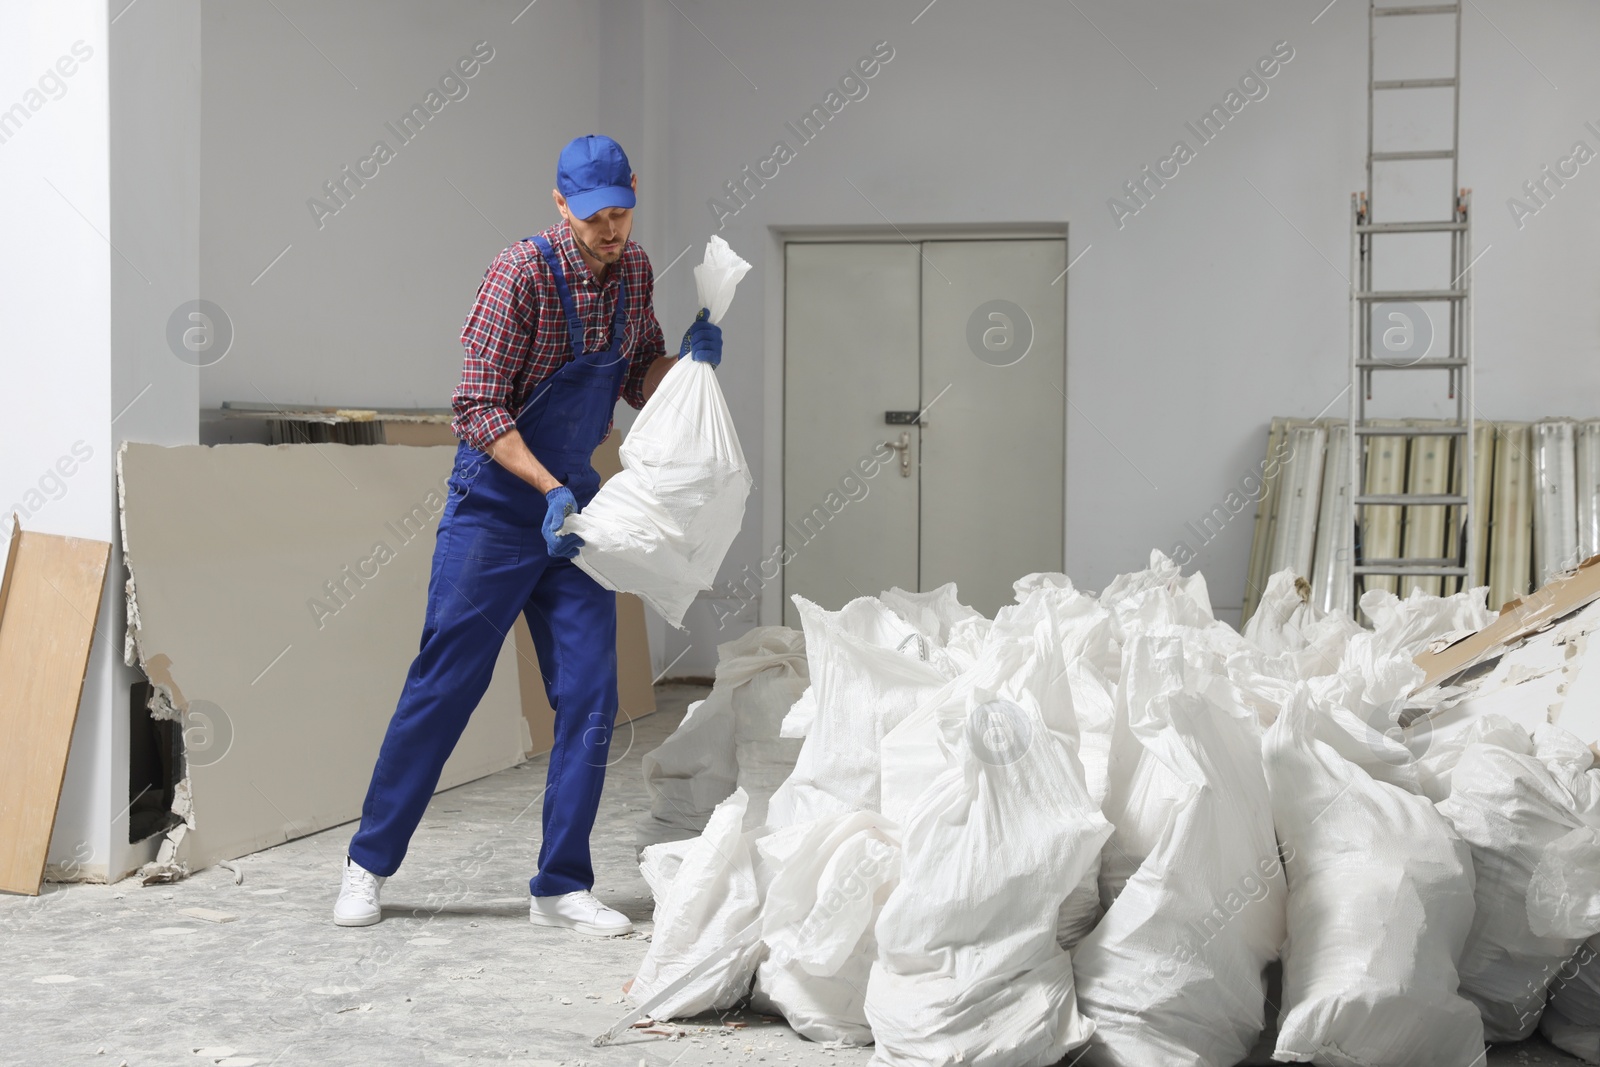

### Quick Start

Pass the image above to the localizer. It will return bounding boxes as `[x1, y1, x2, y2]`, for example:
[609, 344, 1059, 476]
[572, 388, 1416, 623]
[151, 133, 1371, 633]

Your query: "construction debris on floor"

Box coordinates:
[627, 551, 1600, 1066]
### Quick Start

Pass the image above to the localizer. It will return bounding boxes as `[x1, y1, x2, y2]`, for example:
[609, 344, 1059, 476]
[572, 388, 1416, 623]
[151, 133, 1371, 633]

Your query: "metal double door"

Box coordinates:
[782, 238, 1067, 623]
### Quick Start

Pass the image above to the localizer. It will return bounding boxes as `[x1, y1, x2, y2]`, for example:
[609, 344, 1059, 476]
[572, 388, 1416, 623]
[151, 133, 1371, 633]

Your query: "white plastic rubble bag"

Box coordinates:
[562, 236, 753, 627]
[876, 613, 1102, 939]
[1095, 636, 1192, 908]
[1097, 549, 1217, 639]
[637, 694, 737, 853]
[1439, 724, 1600, 1040]
[765, 595, 950, 829]
[750, 811, 901, 1045]
[1264, 686, 1485, 1066]
[631, 789, 764, 1018]
[866, 687, 1111, 1067]
[636, 626, 810, 850]
[878, 583, 984, 646]
[724, 626, 810, 829]
[1008, 574, 1118, 809]
[1240, 569, 1362, 676]
[987, 581, 1110, 948]
[1544, 936, 1600, 1063]
[1072, 635, 1285, 1067]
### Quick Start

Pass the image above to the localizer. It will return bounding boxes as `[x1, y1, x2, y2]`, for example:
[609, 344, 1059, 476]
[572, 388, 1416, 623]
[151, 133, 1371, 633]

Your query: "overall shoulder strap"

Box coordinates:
[528, 233, 587, 356]
[607, 276, 629, 351]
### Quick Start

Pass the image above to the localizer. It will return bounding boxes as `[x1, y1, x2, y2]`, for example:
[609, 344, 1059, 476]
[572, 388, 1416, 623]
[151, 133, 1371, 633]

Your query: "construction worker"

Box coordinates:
[333, 135, 721, 935]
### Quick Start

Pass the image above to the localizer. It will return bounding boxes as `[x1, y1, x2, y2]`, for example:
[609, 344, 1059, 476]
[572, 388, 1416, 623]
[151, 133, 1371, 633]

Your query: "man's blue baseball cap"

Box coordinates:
[557, 135, 636, 220]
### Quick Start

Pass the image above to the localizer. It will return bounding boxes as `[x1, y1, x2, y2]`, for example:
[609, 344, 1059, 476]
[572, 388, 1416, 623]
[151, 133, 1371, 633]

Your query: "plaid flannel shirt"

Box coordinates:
[450, 221, 666, 452]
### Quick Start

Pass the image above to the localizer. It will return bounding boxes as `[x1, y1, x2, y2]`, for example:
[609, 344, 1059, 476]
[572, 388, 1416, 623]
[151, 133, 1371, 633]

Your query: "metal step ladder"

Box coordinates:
[1345, 0, 1475, 611]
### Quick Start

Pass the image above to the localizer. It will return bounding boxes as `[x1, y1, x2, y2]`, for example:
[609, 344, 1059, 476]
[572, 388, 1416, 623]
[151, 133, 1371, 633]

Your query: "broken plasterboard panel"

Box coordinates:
[1415, 553, 1600, 688]
[1553, 619, 1600, 748]
[1420, 598, 1600, 755]
[0, 516, 111, 895]
[117, 442, 527, 874]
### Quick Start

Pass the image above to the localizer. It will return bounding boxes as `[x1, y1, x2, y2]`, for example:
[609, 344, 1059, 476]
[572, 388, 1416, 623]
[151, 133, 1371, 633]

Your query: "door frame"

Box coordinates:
[765, 222, 1072, 627]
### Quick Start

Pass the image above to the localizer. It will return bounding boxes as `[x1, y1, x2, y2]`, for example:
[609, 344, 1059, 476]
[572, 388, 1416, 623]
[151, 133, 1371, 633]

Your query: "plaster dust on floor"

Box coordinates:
[0, 682, 1584, 1067]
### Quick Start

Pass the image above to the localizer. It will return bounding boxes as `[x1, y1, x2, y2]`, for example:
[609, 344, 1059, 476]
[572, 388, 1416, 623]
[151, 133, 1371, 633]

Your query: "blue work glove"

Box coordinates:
[542, 486, 584, 559]
[678, 307, 722, 366]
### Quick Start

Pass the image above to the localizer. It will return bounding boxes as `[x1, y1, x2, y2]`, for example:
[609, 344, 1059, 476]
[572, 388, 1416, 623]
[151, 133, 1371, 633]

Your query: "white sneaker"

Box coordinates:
[529, 890, 634, 937]
[334, 857, 386, 927]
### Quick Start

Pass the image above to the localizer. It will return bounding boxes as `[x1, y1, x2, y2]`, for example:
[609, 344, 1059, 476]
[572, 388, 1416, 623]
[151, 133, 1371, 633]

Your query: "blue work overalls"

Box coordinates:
[350, 233, 629, 897]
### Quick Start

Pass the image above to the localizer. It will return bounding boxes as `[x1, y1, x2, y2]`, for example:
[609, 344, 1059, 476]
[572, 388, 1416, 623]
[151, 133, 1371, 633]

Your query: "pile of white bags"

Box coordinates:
[624, 551, 1600, 1066]
[562, 236, 753, 627]
[638, 625, 809, 852]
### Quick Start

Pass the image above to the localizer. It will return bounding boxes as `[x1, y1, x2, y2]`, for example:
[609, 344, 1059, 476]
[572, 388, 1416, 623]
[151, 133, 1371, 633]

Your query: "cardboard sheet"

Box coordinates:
[118, 443, 528, 873]
[0, 517, 110, 895]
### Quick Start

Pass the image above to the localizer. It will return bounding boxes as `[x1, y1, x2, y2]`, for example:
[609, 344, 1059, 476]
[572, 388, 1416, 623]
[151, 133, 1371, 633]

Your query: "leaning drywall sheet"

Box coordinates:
[0, 517, 111, 894]
[118, 443, 527, 873]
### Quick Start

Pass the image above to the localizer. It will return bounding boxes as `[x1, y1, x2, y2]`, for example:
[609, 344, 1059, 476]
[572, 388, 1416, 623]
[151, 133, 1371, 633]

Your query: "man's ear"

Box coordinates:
[552, 189, 568, 222]
[630, 173, 638, 192]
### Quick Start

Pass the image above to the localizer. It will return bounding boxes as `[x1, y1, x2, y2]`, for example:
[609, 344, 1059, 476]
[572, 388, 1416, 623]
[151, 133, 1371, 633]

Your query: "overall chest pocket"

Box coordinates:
[518, 362, 619, 449]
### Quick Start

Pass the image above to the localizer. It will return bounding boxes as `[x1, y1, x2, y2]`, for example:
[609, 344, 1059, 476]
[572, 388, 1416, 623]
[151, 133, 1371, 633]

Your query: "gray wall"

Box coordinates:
[644, 0, 1600, 649]
[198, 0, 602, 411]
[194, 1, 1600, 671]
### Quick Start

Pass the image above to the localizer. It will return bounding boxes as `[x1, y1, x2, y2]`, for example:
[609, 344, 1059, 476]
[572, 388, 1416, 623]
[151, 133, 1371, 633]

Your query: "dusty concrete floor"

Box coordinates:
[1, 682, 1584, 1067]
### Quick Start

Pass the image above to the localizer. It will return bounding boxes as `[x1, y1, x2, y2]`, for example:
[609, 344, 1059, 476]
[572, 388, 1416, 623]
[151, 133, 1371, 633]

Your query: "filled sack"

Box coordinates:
[563, 236, 753, 626]
[637, 694, 737, 853]
[636, 624, 810, 851]
[725, 626, 810, 829]
[1544, 935, 1600, 1063]
[631, 789, 764, 1017]
[1265, 686, 1484, 1066]
[1438, 724, 1600, 1040]
[750, 810, 901, 1045]
[766, 595, 951, 829]
[1072, 636, 1285, 1067]
[866, 686, 1110, 1067]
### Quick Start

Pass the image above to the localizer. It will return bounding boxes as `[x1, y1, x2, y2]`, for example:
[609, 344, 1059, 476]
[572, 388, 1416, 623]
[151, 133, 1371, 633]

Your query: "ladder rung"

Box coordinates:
[1361, 558, 1464, 568]
[1371, 149, 1456, 161]
[1373, 78, 1457, 90]
[1356, 493, 1468, 506]
[1353, 422, 1468, 433]
[1357, 220, 1466, 233]
[1373, 3, 1460, 15]
[1355, 359, 1468, 371]
[1356, 289, 1466, 301]
[1355, 565, 1470, 577]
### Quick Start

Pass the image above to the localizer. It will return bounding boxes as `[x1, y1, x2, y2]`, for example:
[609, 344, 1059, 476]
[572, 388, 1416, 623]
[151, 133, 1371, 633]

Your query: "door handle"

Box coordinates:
[884, 431, 912, 478]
